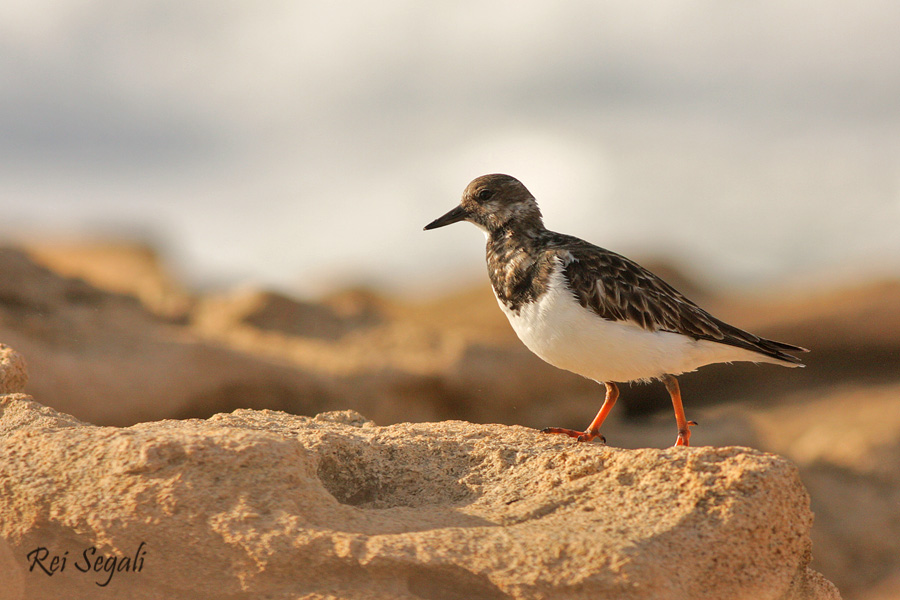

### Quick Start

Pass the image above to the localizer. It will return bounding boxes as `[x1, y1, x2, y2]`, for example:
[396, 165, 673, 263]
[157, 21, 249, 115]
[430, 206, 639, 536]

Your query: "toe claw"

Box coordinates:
[543, 427, 605, 444]
[576, 431, 605, 443]
[541, 427, 582, 439]
[674, 421, 697, 447]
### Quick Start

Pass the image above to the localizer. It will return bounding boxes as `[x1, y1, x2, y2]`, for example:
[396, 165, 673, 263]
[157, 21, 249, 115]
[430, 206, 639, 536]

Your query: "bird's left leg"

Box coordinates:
[542, 381, 618, 443]
[662, 374, 697, 447]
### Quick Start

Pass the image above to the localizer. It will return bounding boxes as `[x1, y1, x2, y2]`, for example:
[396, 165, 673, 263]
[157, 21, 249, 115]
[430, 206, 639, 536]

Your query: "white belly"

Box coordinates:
[494, 263, 770, 383]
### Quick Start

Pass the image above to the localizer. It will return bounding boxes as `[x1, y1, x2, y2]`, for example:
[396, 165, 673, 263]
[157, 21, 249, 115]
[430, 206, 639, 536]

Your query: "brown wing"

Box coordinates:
[553, 238, 806, 364]
[558, 244, 724, 338]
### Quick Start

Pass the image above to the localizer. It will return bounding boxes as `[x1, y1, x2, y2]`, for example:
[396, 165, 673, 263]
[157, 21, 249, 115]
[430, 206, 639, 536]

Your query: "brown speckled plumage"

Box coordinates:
[462, 174, 805, 365]
[424, 173, 808, 446]
[555, 237, 806, 364]
[485, 227, 556, 314]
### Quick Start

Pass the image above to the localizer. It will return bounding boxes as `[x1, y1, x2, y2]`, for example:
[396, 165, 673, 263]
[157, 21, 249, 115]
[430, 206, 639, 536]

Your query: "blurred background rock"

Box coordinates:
[1, 2, 899, 598]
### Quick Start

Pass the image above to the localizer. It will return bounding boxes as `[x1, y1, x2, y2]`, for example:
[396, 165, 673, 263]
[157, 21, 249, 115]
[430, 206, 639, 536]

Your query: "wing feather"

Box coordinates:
[550, 237, 806, 364]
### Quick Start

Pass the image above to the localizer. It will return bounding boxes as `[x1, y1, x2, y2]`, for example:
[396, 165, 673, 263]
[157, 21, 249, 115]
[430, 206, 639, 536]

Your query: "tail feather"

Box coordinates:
[765, 339, 809, 353]
[712, 318, 808, 367]
[755, 340, 807, 367]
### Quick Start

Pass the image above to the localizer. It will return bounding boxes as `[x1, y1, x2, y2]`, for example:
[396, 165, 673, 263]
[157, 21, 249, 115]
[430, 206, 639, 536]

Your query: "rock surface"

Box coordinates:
[5, 244, 900, 428]
[1, 242, 895, 597]
[0, 394, 839, 600]
[0, 248, 334, 425]
[25, 241, 192, 320]
[0, 345, 27, 394]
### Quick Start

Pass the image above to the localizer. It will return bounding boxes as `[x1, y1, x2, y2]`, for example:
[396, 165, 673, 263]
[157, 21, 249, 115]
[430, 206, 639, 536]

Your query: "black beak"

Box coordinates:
[423, 205, 469, 230]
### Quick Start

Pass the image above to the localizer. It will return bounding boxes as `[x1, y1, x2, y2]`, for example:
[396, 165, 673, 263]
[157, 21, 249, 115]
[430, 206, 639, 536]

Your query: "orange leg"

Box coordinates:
[542, 382, 619, 443]
[662, 374, 697, 447]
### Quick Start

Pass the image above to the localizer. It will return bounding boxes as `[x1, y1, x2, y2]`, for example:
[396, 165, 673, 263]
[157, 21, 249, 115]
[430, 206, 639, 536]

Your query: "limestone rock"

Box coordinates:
[193, 288, 383, 341]
[0, 249, 333, 425]
[0, 344, 27, 394]
[748, 383, 900, 599]
[0, 396, 839, 600]
[25, 240, 192, 320]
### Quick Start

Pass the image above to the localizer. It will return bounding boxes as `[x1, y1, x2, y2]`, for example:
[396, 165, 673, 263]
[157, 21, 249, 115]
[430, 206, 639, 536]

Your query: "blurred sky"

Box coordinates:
[2, 0, 899, 297]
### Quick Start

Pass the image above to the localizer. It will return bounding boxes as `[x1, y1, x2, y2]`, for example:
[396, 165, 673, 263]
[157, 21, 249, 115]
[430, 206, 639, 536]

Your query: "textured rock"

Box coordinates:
[6, 242, 899, 430]
[0, 248, 333, 425]
[0, 344, 27, 394]
[1, 241, 891, 596]
[0, 395, 839, 600]
[25, 240, 192, 319]
[194, 288, 383, 341]
[749, 384, 900, 600]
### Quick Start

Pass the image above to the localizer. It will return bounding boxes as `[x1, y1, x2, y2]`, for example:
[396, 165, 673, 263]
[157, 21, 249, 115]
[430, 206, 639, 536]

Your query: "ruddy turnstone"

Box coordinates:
[424, 173, 807, 447]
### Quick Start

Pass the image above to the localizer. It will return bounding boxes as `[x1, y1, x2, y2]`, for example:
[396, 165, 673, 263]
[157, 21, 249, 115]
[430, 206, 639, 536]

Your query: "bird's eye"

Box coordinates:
[476, 188, 494, 202]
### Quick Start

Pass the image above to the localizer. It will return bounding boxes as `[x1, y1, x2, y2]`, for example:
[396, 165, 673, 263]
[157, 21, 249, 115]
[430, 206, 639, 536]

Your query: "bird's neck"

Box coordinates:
[485, 222, 552, 312]
[487, 216, 545, 243]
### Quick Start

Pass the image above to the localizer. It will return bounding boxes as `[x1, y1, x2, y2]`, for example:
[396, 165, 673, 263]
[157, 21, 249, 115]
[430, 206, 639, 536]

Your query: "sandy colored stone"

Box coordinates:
[746, 384, 900, 600]
[25, 240, 192, 319]
[2, 241, 895, 597]
[194, 288, 383, 341]
[0, 249, 333, 425]
[0, 344, 27, 394]
[0, 396, 838, 600]
[557, 382, 900, 600]
[0, 537, 25, 600]
[5, 241, 899, 429]
[0, 394, 85, 436]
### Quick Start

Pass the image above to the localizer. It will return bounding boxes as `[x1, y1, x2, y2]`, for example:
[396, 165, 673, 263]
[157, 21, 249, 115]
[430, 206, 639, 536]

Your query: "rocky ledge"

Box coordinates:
[0, 394, 838, 600]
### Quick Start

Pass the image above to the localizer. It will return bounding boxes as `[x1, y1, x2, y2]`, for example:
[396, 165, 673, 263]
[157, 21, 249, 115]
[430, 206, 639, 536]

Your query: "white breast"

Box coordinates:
[494, 258, 773, 383]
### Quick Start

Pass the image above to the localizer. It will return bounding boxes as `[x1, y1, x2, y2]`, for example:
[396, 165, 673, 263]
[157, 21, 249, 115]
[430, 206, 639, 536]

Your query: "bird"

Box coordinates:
[424, 173, 807, 447]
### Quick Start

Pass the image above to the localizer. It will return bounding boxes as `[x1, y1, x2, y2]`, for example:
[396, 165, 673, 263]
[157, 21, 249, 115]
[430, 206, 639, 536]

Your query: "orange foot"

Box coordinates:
[674, 420, 699, 447]
[541, 427, 606, 443]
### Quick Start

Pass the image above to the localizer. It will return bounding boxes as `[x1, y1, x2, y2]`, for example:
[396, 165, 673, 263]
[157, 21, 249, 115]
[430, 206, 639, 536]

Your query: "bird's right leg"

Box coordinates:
[542, 381, 619, 443]
[662, 374, 697, 447]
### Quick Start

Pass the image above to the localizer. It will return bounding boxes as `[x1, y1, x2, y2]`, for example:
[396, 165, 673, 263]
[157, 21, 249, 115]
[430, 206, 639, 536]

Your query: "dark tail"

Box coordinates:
[713, 319, 809, 367]
[753, 338, 808, 366]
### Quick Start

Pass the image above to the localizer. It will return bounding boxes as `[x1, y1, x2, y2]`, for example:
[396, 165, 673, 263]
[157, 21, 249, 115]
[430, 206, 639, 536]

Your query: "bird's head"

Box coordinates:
[424, 174, 544, 235]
